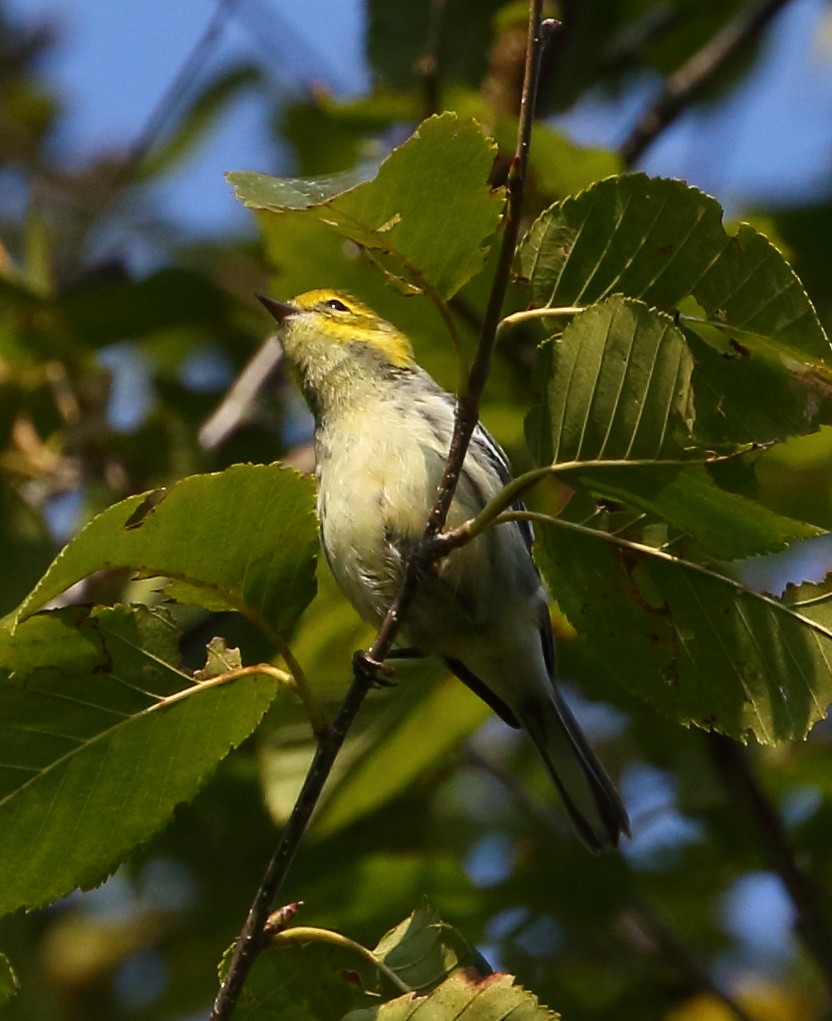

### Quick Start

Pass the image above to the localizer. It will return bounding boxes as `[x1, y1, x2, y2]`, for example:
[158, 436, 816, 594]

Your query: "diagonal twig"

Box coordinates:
[621, 0, 794, 167]
[707, 733, 832, 1005]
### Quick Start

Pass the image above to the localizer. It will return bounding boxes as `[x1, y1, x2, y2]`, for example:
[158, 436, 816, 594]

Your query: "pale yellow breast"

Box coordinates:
[316, 400, 444, 623]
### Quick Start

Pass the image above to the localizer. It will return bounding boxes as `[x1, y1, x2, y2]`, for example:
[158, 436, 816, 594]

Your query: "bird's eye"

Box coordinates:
[325, 299, 350, 313]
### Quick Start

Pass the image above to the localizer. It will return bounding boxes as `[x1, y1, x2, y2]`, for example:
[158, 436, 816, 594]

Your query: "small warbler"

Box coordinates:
[259, 289, 630, 851]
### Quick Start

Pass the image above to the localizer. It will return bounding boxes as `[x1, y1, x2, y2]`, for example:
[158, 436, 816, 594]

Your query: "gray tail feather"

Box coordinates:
[518, 689, 630, 853]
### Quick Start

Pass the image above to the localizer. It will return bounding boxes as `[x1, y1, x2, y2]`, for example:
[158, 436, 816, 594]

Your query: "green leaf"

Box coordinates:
[16, 464, 318, 642]
[0, 952, 18, 1004]
[0, 482, 56, 617]
[557, 462, 823, 560]
[684, 323, 832, 445]
[228, 902, 487, 1021]
[343, 972, 556, 1021]
[372, 900, 490, 994]
[525, 296, 695, 465]
[57, 266, 232, 349]
[536, 522, 832, 744]
[313, 676, 490, 838]
[518, 174, 829, 361]
[0, 605, 280, 914]
[525, 125, 621, 200]
[196, 636, 243, 679]
[229, 113, 504, 300]
[282, 91, 421, 176]
[226, 934, 371, 1021]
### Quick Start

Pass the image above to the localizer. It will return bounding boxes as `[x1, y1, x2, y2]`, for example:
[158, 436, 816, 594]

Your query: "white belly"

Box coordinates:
[316, 397, 542, 652]
[317, 401, 442, 624]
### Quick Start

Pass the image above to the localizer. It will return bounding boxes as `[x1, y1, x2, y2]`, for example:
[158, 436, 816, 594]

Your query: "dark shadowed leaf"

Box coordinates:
[313, 677, 489, 838]
[556, 461, 822, 560]
[0, 953, 17, 1004]
[536, 522, 832, 744]
[366, 0, 506, 90]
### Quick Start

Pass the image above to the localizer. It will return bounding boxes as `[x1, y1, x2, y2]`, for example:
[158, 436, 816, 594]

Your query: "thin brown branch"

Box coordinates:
[210, 4, 548, 1018]
[707, 733, 832, 1005]
[116, 0, 243, 191]
[209, 671, 373, 1020]
[621, 0, 794, 167]
[464, 745, 756, 1021]
[199, 336, 283, 450]
[627, 901, 758, 1021]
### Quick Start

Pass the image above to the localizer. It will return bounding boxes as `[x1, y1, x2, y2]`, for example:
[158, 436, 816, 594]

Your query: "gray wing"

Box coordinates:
[470, 419, 536, 554]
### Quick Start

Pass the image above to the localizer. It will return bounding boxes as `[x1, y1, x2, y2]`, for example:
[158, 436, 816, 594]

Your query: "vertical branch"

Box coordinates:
[427, 1, 546, 535]
[708, 733, 832, 1004]
[210, 4, 548, 1018]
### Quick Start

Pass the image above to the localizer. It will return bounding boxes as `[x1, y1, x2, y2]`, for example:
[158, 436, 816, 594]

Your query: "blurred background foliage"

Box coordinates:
[2, 0, 832, 1018]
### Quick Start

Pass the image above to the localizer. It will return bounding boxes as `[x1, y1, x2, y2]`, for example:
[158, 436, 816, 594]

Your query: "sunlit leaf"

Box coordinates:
[525, 125, 621, 200]
[0, 605, 280, 914]
[227, 902, 487, 1021]
[229, 113, 504, 300]
[343, 972, 556, 1021]
[16, 464, 318, 641]
[372, 900, 490, 993]
[518, 174, 829, 360]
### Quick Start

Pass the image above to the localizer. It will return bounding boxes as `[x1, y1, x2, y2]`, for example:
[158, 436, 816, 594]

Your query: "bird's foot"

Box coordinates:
[352, 650, 397, 688]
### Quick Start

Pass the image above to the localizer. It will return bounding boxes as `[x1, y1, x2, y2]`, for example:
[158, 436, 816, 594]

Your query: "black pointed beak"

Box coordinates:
[256, 294, 299, 323]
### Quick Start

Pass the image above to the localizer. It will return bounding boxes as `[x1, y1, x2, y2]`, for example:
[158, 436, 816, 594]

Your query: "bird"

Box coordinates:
[258, 288, 630, 851]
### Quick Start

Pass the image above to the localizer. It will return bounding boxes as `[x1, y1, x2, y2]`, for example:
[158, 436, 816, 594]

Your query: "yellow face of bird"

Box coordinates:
[262, 289, 415, 370]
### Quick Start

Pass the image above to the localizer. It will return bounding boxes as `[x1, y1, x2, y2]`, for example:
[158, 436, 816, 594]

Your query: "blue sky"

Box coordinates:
[11, 0, 368, 233]
[10, 0, 832, 238]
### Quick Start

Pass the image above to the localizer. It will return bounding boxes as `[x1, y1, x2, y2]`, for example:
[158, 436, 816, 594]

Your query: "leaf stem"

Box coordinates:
[495, 509, 832, 651]
[270, 926, 411, 993]
[246, 615, 328, 737]
[498, 304, 585, 332]
[435, 453, 744, 555]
